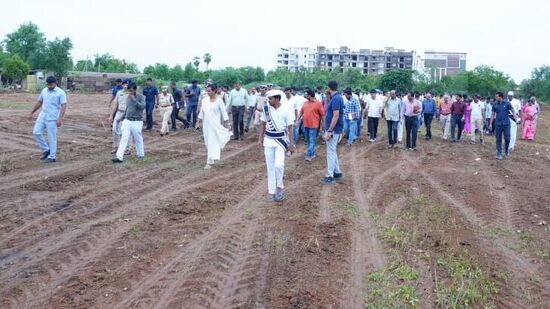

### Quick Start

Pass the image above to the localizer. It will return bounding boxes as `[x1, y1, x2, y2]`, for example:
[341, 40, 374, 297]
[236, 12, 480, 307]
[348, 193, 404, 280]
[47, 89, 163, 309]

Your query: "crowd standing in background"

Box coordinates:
[28, 76, 541, 201]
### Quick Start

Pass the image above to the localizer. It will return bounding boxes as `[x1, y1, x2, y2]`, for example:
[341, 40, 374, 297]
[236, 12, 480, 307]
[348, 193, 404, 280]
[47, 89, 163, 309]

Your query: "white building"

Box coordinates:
[424, 51, 467, 81]
[276, 47, 317, 72]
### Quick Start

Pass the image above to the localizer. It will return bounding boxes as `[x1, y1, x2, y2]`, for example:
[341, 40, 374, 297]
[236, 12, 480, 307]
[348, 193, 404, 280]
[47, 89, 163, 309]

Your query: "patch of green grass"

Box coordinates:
[198, 195, 209, 202]
[365, 263, 420, 309]
[0, 102, 32, 109]
[382, 225, 408, 248]
[435, 251, 498, 309]
[129, 223, 141, 235]
[414, 194, 426, 205]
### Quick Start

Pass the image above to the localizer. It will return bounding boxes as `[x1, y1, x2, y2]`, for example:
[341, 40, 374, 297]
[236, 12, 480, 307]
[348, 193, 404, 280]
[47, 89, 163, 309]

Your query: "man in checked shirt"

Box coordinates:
[343, 88, 361, 146]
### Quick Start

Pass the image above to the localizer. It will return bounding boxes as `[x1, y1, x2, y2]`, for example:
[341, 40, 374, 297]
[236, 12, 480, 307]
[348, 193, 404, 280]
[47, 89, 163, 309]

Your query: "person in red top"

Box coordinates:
[439, 94, 452, 140]
[450, 94, 466, 142]
[297, 89, 325, 161]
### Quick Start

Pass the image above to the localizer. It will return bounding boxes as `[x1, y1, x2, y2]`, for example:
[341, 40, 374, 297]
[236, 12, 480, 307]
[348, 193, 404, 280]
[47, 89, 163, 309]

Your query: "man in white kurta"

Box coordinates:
[258, 90, 295, 202]
[507, 91, 521, 152]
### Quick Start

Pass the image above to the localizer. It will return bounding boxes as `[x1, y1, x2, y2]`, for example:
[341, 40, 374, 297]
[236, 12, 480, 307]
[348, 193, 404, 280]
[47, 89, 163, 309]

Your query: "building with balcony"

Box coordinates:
[424, 51, 467, 81]
[276, 46, 419, 75]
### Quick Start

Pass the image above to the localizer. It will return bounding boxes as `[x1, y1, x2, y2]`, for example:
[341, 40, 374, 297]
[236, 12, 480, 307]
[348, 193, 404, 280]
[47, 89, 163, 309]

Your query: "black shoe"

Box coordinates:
[334, 172, 343, 180]
[40, 150, 50, 160]
[245, 128, 249, 133]
[321, 176, 335, 185]
[239, 135, 244, 140]
[232, 137, 239, 140]
[112, 158, 123, 163]
[43, 158, 56, 163]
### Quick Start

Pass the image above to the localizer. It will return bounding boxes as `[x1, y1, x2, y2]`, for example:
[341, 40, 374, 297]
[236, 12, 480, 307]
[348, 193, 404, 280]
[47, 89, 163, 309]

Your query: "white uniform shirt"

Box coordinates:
[261, 104, 295, 148]
[365, 95, 383, 118]
[470, 100, 485, 119]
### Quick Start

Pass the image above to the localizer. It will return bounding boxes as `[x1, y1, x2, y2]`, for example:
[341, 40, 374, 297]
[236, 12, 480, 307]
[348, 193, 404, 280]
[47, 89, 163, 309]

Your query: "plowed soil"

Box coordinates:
[1, 93, 549, 308]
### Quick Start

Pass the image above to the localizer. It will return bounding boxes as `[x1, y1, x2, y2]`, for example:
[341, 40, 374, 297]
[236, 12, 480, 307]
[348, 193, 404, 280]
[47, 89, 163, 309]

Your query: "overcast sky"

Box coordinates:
[2, 0, 549, 83]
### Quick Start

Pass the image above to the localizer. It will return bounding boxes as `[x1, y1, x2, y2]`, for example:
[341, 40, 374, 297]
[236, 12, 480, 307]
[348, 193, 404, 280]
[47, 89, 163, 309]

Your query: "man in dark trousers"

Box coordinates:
[185, 80, 201, 129]
[142, 78, 159, 131]
[170, 81, 188, 131]
[450, 94, 466, 142]
[490, 92, 514, 160]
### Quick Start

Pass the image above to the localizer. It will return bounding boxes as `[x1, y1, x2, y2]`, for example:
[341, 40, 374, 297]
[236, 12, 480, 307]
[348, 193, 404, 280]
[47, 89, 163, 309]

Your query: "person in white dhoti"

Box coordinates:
[196, 83, 232, 169]
[507, 91, 521, 152]
[257, 90, 295, 202]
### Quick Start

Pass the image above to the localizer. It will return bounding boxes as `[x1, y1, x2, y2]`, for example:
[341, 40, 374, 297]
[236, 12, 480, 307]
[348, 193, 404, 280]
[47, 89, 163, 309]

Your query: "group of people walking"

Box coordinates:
[28, 76, 541, 202]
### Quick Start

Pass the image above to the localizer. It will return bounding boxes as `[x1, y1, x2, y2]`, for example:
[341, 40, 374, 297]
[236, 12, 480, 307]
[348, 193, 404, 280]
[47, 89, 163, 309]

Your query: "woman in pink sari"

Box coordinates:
[522, 98, 538, 140]
[463, 101, 472, 134]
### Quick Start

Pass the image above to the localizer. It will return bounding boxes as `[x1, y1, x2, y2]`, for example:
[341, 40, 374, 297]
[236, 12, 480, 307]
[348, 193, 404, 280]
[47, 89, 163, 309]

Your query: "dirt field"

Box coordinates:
[0, 92, 549, 308]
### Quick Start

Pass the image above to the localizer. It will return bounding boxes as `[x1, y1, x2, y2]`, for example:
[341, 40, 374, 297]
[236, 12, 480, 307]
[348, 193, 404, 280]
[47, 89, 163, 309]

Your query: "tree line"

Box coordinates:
[1, 22, 548, 101]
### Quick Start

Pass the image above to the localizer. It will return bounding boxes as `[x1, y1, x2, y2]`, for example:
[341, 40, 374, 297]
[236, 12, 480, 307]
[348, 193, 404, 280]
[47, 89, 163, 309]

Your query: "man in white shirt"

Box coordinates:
[363, 89, 383, 142]
[285, 87, 307, 146]
[469, 95, 485, 144]
[507, 91, 522, 151]
[245, 87, 257, 133]
[258, 89, 295, 202]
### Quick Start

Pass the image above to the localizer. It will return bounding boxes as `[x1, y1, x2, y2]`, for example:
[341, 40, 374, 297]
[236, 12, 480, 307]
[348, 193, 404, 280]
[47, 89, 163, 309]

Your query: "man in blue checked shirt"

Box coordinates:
[343, 88, 361, 146]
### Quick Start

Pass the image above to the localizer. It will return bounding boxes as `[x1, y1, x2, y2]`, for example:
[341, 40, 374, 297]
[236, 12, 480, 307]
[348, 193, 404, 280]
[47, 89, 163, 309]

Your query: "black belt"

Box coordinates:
[265, 131, 285, 138]
[126, 117, 142, 121]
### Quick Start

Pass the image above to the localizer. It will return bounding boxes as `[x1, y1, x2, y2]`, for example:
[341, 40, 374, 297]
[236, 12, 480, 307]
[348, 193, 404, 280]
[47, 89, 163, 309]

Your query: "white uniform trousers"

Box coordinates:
[509, 119, 518, 150]
[264, 144, 285, 195]
[116, 119, 144, 161]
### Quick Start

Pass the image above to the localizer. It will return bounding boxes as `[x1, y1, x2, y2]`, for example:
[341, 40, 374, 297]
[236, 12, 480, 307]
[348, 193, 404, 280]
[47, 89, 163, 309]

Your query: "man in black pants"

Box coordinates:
[402, 92, 422, 150]
[422, 92, 436, 140]
[490, 92, 513, 160]
[228, 82, 248, 140]
[170, 82, 188, 131]
[450, 94, 466, 142]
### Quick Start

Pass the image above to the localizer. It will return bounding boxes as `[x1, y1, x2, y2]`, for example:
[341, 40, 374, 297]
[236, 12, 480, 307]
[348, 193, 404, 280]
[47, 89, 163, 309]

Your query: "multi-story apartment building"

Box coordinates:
[424, 51, 467, 81]
[275, 47, 318, 72]
[276, 46, 420, 75]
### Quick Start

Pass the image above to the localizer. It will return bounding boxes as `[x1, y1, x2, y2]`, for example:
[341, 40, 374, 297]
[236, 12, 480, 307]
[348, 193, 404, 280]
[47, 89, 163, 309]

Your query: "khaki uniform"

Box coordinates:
[113, 90, 129, 148]
[158, 93, 174, 134]
[254, 94, 268, 126]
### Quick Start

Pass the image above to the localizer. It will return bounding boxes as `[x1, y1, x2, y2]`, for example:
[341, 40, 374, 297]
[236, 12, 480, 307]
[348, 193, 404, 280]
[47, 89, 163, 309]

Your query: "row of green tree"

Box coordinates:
[0, 22, 73, 82]
[1, 22, 549, 101]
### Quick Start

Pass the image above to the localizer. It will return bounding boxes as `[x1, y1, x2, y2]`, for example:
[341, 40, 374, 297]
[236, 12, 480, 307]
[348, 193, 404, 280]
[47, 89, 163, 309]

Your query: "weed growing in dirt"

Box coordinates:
[435, 250, 498, 309]
[198, 195, 209, 202]
[365, 262, 420, 308]
[373, 192, 499, 308]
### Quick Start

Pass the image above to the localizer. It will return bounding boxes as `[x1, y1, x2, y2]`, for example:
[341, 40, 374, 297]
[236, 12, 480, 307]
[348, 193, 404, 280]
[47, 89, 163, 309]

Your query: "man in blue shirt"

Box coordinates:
[28, 76, 68, 163]
[490, 92, 514, 160]
[185, 80, 201, 129]
[322, 80, 344, 185]
[422, 92, 436, 140]
[142, 78, 159, 131]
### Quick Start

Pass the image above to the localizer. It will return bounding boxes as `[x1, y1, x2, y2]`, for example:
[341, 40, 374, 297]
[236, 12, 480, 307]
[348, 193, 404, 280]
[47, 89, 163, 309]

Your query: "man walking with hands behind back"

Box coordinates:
[28, 76, 67, 163]
[322, 81, 344, 185]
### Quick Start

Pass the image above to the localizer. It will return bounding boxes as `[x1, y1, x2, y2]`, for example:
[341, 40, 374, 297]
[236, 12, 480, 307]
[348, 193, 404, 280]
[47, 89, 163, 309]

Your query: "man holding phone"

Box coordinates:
[112, 83, 146, 163]
[322, 80, 344, 185]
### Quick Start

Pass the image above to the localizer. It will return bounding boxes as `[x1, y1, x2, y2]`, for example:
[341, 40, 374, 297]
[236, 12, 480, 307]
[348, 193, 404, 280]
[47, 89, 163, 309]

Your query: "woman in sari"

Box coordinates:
[196, 83, 231, 169]
[521, 98, 538, 140]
